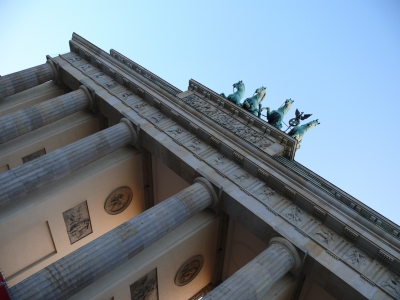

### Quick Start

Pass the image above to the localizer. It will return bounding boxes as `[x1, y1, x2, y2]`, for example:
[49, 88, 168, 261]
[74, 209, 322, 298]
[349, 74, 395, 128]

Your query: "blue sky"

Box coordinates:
[1, 0, 399, 224]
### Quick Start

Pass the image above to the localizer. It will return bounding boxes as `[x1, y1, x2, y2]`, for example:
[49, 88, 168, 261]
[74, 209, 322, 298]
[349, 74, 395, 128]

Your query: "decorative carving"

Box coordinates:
[233, 151, 244, 165]
[171, 109, 179, 122]
[79, 64, 92, 72]
[233, 173, 250, 183]
[315, 228, 335, 245]
[150, 113, 165, 124]
[326, 250, 340, 260]
[105, 81, 118, 89]
[189, 122, 199, 133]
[377, 249, 395, 267]
[174, 255, 204, 286]
[211, 154, 226, 166]
[121, 91, 134, 98]
[381, 273, 400, 296]
[288, 119, 320, 150]
[258, 168, 269, 182]
[63, 201, 92, 244]
[345, 248, 367, 268]
[153, 99, 161, 109]
[67, 56, 83, 63]
[258, 186, 274, 200]
[104, 187, 133, 215]
[283, 186, 296, 201]
[287, 206, 302, 224]
[134, 103, 148, 111]
[220, 80, 245, 106]
[342, 226, 359, 243]
[209, 136, 221, 150]
[130, 269, 158, 300]
[182, 94, 274, 154]
[166, 127, 184, 138]
[360, 275, 376, 286]
[92, 72, 105, 80]
[186, 138, 202, 152]
[312, 206, 327, 221]
[294, 227, 308, 237]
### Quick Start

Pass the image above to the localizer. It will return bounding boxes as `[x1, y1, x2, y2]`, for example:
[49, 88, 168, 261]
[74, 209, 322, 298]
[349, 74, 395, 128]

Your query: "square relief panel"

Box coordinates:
[284, 205, 304, 226]
[313, 224, 338, 249]
[63, 201, 92, 244]
[342, 246, 371, 272]
[130, 268, 158, 300]
[380, 271, 400, 298]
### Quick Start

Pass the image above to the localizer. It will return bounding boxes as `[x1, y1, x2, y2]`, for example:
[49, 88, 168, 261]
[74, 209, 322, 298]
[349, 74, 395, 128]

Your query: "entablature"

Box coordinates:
[53, 32, 400, 298]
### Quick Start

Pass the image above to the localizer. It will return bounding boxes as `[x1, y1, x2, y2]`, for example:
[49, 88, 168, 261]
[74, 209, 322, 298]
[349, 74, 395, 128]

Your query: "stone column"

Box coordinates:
[0, 62, 56, 100]
[0, 118, 136, 207]
[0, 86, 93, 144]
[203, 237, 301, 300]
[10, 178, 218, 300]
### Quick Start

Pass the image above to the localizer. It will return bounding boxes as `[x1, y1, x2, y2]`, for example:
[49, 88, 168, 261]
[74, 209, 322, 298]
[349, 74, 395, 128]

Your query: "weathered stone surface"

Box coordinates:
[0, 88, 90, 144]
[10, 181, 215, 300]
[203, 237, 300, 300]
[0, 121, 134, 207]
[0, 63, 54, 100]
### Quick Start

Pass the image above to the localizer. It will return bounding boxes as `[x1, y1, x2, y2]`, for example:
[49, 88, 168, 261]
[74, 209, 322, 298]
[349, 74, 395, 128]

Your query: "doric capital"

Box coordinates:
[194, 177, 219, 208]
[269, 237, 301, 271]
[119, 118, 138, 145]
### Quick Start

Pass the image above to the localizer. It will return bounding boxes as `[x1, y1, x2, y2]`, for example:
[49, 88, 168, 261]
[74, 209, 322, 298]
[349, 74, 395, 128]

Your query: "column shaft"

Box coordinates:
[0, 122, 133, 207]
[0, 63, 54, 100]
[10, 182, 213, 300]
[0, 89, 89, 144]
[203, 238, 300, 300]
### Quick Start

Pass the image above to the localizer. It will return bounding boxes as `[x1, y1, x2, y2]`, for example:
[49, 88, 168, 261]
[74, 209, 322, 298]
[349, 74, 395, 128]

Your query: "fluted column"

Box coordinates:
[203, 237, 301, 300]
[0, 62, 56, 100]
[0, 86, 92, 144]
[0, 118, 136, 207]
[10, 178, 218, 300]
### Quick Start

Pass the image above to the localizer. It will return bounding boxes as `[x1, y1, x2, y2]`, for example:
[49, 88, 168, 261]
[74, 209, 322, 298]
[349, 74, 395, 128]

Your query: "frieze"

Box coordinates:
[181, 94, 278, 155]
[345, 248, 368, 270]
[287, 206, 303, 224]
[315, 228, 335, 246]
[312, 206, 327, 221]
[209, 136, 221, 150]
[377, 249, 395, 267]
[283, 185, 296, 201]
[257, 168, 269, 182]
[381, 272, 400, 298]
[60, 51, 399, 295]
[326, 250, 340, 260]
[342, 226, 359, 243]
[360, 274, 376, 286]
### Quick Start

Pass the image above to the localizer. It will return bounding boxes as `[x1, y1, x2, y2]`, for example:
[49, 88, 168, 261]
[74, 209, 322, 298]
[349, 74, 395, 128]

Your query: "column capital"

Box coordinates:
[120, 118, 138, 145]
[46, 59, 59, 81]
[269, 237, 301, 271]
[194, 177, 219, 208]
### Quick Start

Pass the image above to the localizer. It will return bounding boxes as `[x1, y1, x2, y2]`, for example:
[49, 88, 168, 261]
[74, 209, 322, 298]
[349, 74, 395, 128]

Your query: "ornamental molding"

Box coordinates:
[60, 48, 400, 296]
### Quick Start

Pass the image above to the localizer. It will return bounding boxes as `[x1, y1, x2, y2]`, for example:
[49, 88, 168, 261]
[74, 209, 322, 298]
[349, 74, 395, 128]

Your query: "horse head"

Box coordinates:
[280, 98, 294, 114]
[306, 119, 320, 129]
[254, 86, 266, 104]
[233, 80, 245, 92]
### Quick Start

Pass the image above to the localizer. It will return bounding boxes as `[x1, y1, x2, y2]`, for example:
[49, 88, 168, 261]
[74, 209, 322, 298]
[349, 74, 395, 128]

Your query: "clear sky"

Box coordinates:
[1, 0, 399, 224]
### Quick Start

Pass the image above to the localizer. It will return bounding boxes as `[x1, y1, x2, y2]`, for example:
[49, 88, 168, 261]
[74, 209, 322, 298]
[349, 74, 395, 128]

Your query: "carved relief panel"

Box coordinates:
[62, 201, 92, 244]
[130, 269, 158, 300]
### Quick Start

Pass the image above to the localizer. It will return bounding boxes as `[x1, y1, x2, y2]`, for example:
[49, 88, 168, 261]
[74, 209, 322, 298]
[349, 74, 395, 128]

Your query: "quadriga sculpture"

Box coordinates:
[241, 86, 267, 117]
[288, 119, 320, 149]
[265, 98, 294, 129]
[220, 80, 245, 106]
